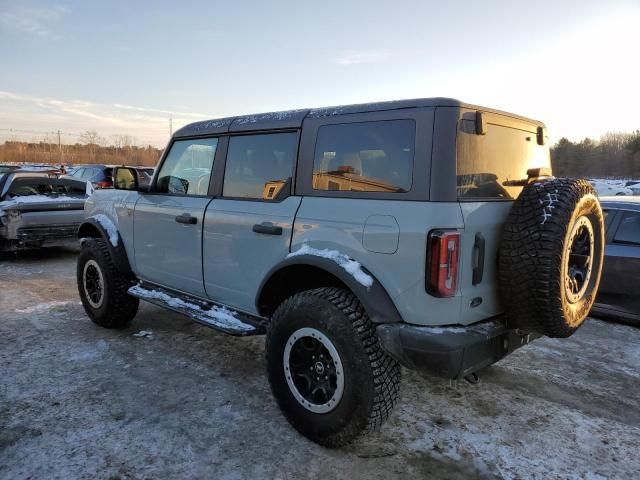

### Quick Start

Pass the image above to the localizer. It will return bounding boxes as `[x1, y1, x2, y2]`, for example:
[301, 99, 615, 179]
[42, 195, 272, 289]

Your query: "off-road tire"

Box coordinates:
[499, 178, 604, 338]
[266, 287, 401, 448]
[77, 238, 138, 328]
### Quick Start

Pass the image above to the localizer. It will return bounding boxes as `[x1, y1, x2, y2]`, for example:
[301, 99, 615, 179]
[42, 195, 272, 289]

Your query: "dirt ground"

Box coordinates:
[1, 246, 639, 480]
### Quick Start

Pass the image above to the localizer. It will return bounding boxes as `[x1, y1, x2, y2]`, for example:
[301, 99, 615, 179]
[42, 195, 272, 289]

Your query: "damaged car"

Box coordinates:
[0, 171, 89, 251]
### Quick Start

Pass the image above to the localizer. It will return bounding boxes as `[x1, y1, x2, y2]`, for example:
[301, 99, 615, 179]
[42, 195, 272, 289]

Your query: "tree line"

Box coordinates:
[551, 131, 640, 179]
[0, 130, 163, 167]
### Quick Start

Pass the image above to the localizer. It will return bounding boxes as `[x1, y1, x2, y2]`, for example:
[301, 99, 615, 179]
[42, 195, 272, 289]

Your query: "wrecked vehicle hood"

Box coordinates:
[0, 195, 87, 213]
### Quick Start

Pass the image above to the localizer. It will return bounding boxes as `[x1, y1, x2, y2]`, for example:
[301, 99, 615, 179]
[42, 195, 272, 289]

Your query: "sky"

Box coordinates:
[0, 0, 639, 147]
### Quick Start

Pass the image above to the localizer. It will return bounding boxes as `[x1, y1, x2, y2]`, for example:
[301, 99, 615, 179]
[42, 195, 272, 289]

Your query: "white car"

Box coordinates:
[625, 181, 640, 195]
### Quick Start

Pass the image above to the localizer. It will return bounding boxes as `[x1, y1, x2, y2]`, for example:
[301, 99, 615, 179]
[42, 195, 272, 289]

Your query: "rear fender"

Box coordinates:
[257, 254, 403, 324]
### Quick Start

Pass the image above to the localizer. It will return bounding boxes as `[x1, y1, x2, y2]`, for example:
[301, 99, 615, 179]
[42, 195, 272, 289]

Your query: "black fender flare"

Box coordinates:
[256, 254, 403, 324]
[77, 218, 134, 277]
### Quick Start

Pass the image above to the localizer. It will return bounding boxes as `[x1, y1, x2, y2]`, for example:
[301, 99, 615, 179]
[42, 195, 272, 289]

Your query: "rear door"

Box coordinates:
[598, 209, 640, 316]
[202, 131, 300, 313]
[456, 112, 551, 324]
[133, 137, 219, 297]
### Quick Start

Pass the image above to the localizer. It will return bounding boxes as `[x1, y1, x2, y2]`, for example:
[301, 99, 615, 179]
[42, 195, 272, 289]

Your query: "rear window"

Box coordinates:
[312, 120, 415, 193]
[456, 119, 550, 200]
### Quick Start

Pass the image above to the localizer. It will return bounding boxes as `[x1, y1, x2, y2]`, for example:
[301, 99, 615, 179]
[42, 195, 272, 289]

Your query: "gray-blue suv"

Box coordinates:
[76, 98, 605, 446]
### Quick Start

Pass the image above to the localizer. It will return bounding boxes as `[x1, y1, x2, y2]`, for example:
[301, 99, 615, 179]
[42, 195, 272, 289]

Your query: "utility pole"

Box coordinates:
[57, 130, 63, 164]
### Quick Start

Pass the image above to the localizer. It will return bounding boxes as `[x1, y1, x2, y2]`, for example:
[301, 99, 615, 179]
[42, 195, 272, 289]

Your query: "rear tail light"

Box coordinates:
[427, 230, 460, 297]
[96, 180, 113, 188]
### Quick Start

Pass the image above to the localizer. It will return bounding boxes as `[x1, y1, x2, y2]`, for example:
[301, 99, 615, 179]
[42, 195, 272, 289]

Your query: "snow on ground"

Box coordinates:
[13, 300, 75, 314]
[288, 243, 374, 288]
[1, 247, 639, 479]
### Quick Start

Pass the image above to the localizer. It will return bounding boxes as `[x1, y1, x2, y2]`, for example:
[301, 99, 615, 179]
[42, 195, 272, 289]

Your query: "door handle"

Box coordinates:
[175, 213, 197, 225]
[252, 223, 283, 236]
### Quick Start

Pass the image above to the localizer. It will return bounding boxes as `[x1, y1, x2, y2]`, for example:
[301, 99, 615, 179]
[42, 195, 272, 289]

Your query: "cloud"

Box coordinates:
[0, 90, 214, 146]
[335, 49, 392, 66]
[0, 4, 69, 39]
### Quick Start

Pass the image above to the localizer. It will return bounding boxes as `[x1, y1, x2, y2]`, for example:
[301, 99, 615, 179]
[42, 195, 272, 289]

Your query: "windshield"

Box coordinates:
[6, 177, 87, 198]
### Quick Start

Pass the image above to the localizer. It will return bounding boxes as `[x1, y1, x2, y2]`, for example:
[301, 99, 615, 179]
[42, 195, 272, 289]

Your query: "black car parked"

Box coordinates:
[591, 197, 640, 325]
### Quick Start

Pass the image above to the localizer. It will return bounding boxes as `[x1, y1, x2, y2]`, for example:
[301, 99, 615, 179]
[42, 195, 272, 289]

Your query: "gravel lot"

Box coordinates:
[1, 246, 639, 480]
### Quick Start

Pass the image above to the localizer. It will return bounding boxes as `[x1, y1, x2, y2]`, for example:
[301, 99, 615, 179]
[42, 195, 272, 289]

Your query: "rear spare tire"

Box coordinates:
[498, 178, 604, 338]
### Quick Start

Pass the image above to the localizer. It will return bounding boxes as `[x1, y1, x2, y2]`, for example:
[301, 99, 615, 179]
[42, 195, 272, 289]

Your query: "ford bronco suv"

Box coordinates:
[76, 98, 604, 447]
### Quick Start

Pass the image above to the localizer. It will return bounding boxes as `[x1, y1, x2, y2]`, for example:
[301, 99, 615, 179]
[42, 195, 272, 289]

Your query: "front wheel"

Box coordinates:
[266, 287, 401, 448]
[77, 238, 139, 328]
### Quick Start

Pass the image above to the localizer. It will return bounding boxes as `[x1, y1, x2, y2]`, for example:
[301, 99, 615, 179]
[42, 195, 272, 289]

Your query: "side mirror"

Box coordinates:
[113, 167, 139, 191]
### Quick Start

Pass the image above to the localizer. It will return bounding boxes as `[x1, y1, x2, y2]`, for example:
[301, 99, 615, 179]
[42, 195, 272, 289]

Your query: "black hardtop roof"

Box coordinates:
[173, 97, 545, 138]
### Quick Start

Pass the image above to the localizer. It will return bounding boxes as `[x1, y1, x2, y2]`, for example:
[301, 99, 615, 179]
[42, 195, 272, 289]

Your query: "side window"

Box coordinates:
[222, 132, 297, 200]
[72, 168, 84, 178]
[312, 120, 415, 193]
[156, 138, 218, 195]
[613, 211, 640, 245]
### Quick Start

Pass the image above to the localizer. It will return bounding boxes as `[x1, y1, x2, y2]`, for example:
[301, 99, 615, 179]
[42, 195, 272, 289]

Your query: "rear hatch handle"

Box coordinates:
[472, 232, 485, 285]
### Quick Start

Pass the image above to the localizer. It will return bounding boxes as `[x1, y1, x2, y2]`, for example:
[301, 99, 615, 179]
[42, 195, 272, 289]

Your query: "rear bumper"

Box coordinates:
[377, 319, 539, 380]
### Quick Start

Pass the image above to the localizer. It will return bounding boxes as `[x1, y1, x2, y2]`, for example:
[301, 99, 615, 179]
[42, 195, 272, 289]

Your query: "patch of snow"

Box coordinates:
[233, 109, 307, 125]
[420, 326, 468, 334]
[0, 194, 83, 209]
[185, 118, 234, 132]
[14, 301, 74, 314]
[538, 189, 559, 224]
[133, 330, 153, 338]
[129, 285, 254, 332]
[85, 180, 95, 196]
[91, 214, 119, 247]
[287, 244, 374, 288]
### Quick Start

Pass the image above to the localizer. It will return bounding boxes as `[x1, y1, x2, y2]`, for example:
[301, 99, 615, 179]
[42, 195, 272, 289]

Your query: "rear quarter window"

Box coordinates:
[312, 119, 415, 193]
[456, 119, 550, 200]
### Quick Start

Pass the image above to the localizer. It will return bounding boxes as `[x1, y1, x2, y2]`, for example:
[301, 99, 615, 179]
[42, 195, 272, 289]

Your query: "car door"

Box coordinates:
[203, 131, 301, 313]
[133, 137, 219, 297]
[598, 209, 640, 316]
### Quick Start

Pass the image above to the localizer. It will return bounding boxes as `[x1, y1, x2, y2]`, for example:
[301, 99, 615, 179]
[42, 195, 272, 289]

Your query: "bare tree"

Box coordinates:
[79, 130, 104, 162]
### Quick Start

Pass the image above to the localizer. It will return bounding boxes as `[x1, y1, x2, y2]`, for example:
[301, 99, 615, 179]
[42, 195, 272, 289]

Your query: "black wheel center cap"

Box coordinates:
[314, 362, 325, 375]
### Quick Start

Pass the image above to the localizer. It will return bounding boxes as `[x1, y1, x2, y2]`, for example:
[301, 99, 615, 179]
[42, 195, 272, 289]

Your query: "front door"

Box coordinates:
[203, 131, 300, 313]
[134, 137, 218, 297]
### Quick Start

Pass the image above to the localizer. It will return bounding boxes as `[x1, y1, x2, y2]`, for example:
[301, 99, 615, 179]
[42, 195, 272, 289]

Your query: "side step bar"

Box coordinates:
[127, 283, 266, 336]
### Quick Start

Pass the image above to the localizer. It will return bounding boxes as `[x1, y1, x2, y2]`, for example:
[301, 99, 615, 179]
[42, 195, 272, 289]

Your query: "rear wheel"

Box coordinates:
[77, 238, 139, 328]
[266, 287, 401, 447]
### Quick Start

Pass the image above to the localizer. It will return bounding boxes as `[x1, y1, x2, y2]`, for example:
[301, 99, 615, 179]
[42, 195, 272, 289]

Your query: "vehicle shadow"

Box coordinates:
[0, 244, 80, 263]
